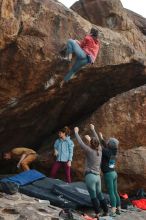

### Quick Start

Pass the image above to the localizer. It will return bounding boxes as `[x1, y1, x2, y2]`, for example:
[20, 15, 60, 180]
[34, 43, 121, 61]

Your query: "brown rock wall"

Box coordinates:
[71, 86, 146, 191]
[0, 0, 146, 192]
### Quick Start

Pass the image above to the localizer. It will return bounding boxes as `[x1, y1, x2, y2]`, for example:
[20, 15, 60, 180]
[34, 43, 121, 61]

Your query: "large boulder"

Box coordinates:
[0, 193, 61, 219]
[71, 0, 146, 55]
[79, 85, 146, 150]
[0, 0, 146, 151]
[117, 147, 146, 192]
[71, 85, 146, 191]
[127, 9, 146, 35]
[0, 0, 146, 192]
[71, 0, 128, 30]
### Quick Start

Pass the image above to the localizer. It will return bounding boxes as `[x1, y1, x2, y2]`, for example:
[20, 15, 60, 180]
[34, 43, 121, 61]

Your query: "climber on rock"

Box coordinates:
[60, 27, 100, 87]
[3, 147, 37, 171]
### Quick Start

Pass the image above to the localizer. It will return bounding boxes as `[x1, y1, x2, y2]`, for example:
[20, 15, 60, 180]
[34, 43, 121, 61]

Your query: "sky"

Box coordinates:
[59, 0, 146, 18]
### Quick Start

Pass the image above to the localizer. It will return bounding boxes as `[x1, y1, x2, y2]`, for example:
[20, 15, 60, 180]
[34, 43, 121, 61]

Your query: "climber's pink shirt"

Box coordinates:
[78, 35, 100, 63]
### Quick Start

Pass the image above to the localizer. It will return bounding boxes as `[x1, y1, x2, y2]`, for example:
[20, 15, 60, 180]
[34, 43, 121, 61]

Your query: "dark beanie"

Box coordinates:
[107, 138, 119, 149]
[90, 28, 98, 38]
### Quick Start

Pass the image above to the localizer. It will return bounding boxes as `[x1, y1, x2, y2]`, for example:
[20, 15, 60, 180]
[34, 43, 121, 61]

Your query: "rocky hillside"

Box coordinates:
[0, 0, 146, 192]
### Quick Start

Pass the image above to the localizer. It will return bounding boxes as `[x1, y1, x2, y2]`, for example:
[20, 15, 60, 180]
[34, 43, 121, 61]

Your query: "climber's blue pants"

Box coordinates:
[64, 39, 89, 82]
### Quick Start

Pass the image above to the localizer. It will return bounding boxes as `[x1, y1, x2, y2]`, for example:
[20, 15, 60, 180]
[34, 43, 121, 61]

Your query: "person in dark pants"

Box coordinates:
[98, 132, 121, 217]
[50, 126, 74, 183]
[74, 125, 108, 220]
[60, 28, 100, 87]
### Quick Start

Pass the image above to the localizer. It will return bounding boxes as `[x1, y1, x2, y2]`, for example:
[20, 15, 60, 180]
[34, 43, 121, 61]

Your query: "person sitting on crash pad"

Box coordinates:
[3, 147, 37, 171]
[60, 27, 100, 87]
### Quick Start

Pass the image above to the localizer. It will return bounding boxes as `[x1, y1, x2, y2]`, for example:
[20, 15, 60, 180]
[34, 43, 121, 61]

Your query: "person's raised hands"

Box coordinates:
[74, 127, 79, 133]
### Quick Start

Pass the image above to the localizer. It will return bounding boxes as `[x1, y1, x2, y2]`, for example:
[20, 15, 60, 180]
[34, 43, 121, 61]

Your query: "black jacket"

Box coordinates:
[100, 139, 118, 173]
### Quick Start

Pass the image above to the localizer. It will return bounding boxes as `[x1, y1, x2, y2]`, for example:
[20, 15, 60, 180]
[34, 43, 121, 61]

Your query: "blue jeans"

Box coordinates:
[64, 39, 89, 82]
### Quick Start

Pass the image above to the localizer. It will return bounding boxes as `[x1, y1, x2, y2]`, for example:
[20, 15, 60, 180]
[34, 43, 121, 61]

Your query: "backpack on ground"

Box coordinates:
[119, 193, 132, 209]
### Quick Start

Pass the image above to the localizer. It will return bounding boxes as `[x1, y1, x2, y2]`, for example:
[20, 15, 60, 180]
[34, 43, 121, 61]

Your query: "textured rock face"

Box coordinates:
[0, 0, 146, 192]
[72, 0, 126, 29]
[0, 0, 20, 49]
[0, 0, 92, 149]
[1, 193, 146, 220]
[71, 86, 146, 191]
[127, 9, 146, 35]
[0, 0, 146, 150]
[117, 147, 146, 192]
[80, 85, 146, 150]
[71, 0, 146, 55]
[0, 193, 61, 219]
[0, 0, 145, 150]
